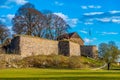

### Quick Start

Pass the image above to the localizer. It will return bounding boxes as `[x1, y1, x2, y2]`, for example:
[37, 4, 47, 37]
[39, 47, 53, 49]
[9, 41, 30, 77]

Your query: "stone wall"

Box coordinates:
[10, 36, 20, 53]
[80, 45, 97, 58]
[9, 35, 96, 58]
[0, 54, 22, 68]
[58, 41, 69, 56]
[10, 36, 81, 57]
[69, 41, 81, 56]
[58, 41, 81, 56]
[19, 36, 58, 57]
[69, 38, 84, 45]
[0, 54, 22, 62]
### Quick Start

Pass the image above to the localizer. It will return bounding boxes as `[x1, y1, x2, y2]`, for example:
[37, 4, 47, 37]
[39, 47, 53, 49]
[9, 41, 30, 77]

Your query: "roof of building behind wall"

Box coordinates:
[57, 32, 84, 42]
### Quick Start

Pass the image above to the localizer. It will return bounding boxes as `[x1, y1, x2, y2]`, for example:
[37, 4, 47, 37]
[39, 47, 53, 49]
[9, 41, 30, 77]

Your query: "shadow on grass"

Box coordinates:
[1, 77, 120, 80]
[111, 69, 120, 70]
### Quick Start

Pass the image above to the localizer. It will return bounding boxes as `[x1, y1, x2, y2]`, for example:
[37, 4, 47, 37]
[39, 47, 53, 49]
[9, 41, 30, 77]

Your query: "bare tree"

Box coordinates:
[53, 14, 69, 39]
[13, 4, 69, 39]
[0, 22, 10, 44]
[12, 3, 46, 36]
[43, 11, 69, 40]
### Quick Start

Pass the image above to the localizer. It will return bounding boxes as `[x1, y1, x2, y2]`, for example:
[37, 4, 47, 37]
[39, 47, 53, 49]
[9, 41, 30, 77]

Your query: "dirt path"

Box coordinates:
[92, 63, 107, 70]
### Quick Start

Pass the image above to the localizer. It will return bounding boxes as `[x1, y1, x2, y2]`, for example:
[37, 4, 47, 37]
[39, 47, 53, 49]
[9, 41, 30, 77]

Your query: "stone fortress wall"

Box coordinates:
[0, 33, 97, 61]
[19, 36, 59, 57]
[10, 35, 81, 57]
[8, 35, 97, 58]
[58, 41, 81, 56]
[80, 45, 97, 58]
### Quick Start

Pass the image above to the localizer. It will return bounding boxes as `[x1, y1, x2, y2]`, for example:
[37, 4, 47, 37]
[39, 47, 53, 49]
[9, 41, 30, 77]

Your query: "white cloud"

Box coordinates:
[84, 38, 91, 43]
[88, 5, 101, 9]
[84, 38, 97, 44]
[112, 19, 120, 24]
[54, 12, 79, 27]
[8, 0, 28, 5]
[84, 22, 93, 25]
[6, 14, 14, 20]
[95, 17, 120, 23]
[80, 30, 88, 34]
[54, 13, 68, 20]
[96, 18, 111, 22]
[0, 14, 14, 23]
[68, 18, 79, 27]
[83, 12, 104, 16]
[88, 5, 94, 8]
[54, 1, 64, 6]
[81, 10, 120, 24]
[109, 10, 120, 14]
[101, 32, 119, 35]
[81, 5, 101, 9]
[84, 38, 93, 44]
[82, 12, 120, 24]
[81, 6, 87, 9]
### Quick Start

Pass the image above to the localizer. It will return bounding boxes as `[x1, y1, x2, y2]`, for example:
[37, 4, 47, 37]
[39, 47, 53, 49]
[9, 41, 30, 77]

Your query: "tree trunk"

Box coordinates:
[107, 63, 110, 70]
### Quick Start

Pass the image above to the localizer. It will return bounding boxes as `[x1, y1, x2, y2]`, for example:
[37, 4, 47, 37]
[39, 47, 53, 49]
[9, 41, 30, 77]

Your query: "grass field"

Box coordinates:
[0, 68, 120, 80]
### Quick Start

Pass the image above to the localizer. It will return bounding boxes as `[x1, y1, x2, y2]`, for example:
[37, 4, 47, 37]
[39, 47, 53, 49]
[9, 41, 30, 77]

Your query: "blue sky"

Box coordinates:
[0, 0, 120, 47]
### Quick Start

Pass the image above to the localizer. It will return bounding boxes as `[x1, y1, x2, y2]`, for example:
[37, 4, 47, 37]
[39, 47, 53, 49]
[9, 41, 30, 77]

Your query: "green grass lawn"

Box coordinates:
[0, 68, 120, 80]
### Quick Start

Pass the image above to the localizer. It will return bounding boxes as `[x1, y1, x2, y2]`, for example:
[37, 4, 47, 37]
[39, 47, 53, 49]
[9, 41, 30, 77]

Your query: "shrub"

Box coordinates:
[18, 55, 83, 69]
[68, 56, 83, 68]
[12, 55, 103, 69]
[52, 55, 69, 68]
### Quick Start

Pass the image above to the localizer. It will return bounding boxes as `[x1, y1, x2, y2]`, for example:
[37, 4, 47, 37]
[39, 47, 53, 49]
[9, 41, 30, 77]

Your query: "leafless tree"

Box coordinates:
[12, 3, 69, 40]
[43, 11, 69, 40]
[53, 14, 69, 39]
[12, 3, 46, 36]
[0, 22, 10, 44]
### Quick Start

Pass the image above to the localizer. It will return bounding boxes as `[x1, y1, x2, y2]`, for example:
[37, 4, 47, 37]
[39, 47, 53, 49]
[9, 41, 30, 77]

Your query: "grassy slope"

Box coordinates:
[0, 68, 120, 80]
[80, 57, 104, 67]
[0, 55, 120, 80]
[19, 55, 104, 69]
